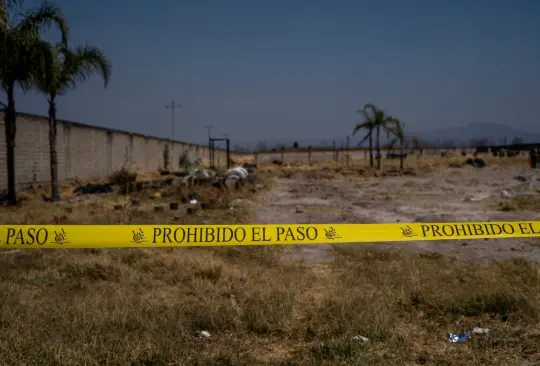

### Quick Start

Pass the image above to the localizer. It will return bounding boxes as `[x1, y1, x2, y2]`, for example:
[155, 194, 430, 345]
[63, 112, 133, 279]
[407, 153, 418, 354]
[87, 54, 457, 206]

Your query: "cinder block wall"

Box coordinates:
[0, 112, 250, 190]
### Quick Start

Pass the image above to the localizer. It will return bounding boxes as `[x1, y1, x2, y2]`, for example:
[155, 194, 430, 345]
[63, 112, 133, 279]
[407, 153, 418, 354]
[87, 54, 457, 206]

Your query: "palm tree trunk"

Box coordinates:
[48, 95, 60, 201]
[376, 126, 381, 170]
[368, 129, 373, 168]
[4, 83, 17, 204]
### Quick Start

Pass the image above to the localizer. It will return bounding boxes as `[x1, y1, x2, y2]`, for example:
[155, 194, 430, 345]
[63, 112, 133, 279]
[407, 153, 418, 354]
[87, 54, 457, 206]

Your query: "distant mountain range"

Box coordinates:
[232, 122, 540, 151]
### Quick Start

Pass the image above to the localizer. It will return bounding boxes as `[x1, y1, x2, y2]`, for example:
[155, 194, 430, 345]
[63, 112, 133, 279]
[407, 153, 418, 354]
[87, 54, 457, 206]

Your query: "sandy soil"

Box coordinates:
[250, 164, 540, 263]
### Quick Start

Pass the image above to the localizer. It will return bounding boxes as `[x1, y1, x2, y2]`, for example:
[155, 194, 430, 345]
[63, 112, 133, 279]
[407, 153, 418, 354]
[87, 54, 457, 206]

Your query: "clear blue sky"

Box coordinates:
[11, 0, 540, 145]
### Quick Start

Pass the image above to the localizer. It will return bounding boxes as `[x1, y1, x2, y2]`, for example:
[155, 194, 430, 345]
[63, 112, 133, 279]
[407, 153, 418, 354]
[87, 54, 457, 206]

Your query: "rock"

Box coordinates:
[352, 335, 369, 342]
[500, 190, 512, 198]
[472, 327, 489, 335]
[169, 202, 179, 211]
[295, 205, 304, 213]
[113, 204, 123, 211]
[153, 205, 165, 213]
[513, 176, 527, 182]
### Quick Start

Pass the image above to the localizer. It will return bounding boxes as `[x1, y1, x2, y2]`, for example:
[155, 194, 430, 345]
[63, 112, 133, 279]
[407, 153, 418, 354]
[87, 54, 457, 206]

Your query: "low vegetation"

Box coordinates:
[0, 244, 539, 365]
[497, 196, 540, 212]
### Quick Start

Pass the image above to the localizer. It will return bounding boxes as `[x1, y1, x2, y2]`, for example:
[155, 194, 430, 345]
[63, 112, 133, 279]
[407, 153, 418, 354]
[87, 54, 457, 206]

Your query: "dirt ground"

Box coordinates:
[249, 161, 540, 263]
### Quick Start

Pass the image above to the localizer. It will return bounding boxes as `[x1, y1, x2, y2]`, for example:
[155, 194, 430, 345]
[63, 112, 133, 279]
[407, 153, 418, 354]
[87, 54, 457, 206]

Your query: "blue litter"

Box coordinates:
[448, 332, 470, 343]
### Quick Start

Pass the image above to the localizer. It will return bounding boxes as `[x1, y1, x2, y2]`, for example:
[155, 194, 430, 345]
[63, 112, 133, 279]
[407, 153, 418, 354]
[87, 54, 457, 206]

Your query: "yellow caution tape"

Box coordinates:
[0, 222, 539, 248]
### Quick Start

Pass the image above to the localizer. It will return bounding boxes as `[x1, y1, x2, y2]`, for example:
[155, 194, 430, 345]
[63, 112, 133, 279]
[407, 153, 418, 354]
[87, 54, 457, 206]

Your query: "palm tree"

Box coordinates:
[354, 104, 396, 169]
[0, 0, 17, 28]
[0, 2, 67, 203]
[33, 44, 111, 201]
[353, 108, 377, 168]
[387, 119, 405, 170]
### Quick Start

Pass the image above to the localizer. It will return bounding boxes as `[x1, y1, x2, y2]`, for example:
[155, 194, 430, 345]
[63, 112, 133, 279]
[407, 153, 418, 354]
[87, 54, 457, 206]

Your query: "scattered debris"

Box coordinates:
[152, 192, 162, 199]
[472, 327, 490, 335]
[169, 202, 179, 211]
[73, 183, 113, 194]
[295, 205, 304, 213]
[465, 158, 486, 168]
[199, 330, 211, 338]
[448, 331, 470, 343]
[153, 205, 164, 213]
[500, 190, 512, 198]
[242, 162, 257, 172]
[513, 176, 527, 182]
[225, 176, 240, 190]
[131, 199, 140, 206]
[226, 166, 249, 180]
[113, 204, 123, 211]
[183, 168, 217, 187]
[352, 335, 369, 342]
[448, 327, 490, 343]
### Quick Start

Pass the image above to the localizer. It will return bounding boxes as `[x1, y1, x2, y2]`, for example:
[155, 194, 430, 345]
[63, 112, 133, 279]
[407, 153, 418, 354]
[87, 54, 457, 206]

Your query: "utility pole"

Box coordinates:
[165, 100, 181, 142]
[204, 125, 213, 141]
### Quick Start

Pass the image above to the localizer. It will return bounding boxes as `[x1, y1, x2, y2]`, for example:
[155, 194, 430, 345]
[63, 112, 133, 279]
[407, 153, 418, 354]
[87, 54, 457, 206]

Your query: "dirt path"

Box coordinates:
[252, 165, 540, 263]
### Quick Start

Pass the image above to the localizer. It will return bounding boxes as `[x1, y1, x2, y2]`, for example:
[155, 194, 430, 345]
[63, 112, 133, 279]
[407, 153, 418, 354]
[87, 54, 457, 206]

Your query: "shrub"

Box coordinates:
[178, 151, 193, 170]
[163, 144, 170, 170]
[109, 167, 137, 194]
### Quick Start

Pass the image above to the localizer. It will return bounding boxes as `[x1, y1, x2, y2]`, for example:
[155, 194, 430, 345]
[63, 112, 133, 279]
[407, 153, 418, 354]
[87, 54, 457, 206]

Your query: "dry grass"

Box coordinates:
[256, 153, 529, 172]
[1, 244, 539, 365]
[497, 196, 540, 212]
[1, 164, 540, 365]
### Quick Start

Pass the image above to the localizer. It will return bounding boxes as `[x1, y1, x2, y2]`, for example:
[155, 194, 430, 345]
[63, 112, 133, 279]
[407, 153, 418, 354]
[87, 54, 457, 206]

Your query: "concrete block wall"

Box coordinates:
[0, 112, 249, 190]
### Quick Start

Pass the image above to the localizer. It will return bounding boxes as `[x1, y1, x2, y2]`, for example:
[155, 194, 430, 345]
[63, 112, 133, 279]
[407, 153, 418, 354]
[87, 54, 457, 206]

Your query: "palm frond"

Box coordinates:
[353, 120, 374, 135]
[385, 117, 405, 142]
[32, 42, 111, 97]
[19, 38, 52, 92]
[357, 130, 372, 146]
[0, 0, 21, 28]
[65, 44, 111, 88]
[363, 103, 378, 120]
[16, 3, 67, 44]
